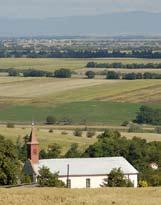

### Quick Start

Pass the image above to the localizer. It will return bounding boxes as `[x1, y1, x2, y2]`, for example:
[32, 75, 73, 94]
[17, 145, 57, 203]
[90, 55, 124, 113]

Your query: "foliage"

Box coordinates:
[73, 129, 83, 137]
[65, 143, 81, 158]
[102, 168, 133, 187]
[6, 122, 15, 128]
[46, 116, 56, 125]
[136, 105, 161, 125]
[38, 166, 65, 187]
[86, 131, 96, 138]
[139, 180, 148, 187]
[85, 71, 95, 79]
[83, 129, 161, 186]
[155, 127, 161, 134]
[0, 135, 20, 185]
[16, 135, 29, 162]
[121, 121, 129, 126]
[40, 143, 61, 159]
[128, 123, 143, 133]
[54, 68, 71, 78]
[106, 71, 120, 79]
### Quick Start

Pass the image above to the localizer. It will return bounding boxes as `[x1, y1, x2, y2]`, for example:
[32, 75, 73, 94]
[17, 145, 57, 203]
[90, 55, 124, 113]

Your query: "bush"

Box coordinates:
[85, 71, 95, 79]
[86, 131, 95, 138]
[61, 131, 68, 135]
[139, 180, 148, 187]
[49, 129, 53, 133]
[102, 168, 133, 187]
[128, 124, 143, 133]
[38, 166, 65, 187]
[121, 121, 129, 126]
[6, 123, 15, 128]
[106, 71, 120, 79]
[54, 68, 71, 78]
[73, 129, 83, 137]
[155, 127, 161, 134]
[46, 116, 56, 125]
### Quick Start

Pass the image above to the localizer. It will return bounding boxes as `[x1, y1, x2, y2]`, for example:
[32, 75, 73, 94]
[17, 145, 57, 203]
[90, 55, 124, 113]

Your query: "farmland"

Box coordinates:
[0, 77, 161, 124]
[1, 58, 161, 71]
[0, 187, 161, 205]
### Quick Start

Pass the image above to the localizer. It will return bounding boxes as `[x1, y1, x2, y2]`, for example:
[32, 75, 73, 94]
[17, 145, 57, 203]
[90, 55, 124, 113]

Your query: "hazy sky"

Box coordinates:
[0, 0, 161, 18]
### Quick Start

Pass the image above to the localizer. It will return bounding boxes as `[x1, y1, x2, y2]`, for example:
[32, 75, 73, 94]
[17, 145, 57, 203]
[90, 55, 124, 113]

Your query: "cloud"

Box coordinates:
[0, 0, 161, 18]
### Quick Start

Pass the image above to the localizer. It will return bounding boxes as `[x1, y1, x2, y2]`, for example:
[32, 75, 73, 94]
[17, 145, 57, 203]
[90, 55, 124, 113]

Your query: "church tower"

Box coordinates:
[27, 123, 39, 164]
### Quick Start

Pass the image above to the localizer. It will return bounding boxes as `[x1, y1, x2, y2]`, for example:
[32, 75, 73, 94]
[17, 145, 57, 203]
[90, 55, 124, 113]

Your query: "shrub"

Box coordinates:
[54, 68, 71, 78]
[38, 166, 65, 187]
[46, 116, 56, 125]
[128, 124, 143, 133]
[61, 131, 68, 135]
[155, 127, 161, 134]
[106, 71, 120, 79]
[49, 129, 53, 133]
[86, 131, 95, 138]
[85, 71, 95, 79]
[6, 123, 15, 128]
[139, 180, 148, 187]
[121, 121, 129, 126]
[102, 168, 133, 187]
[73, 129, 83, 137]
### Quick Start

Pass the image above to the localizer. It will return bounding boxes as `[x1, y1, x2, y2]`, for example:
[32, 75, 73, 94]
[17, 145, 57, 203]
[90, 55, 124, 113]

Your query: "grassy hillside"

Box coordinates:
[0, 187, 161, 205]
[1, 58, 161, 71]
[0, 102, 141, 125]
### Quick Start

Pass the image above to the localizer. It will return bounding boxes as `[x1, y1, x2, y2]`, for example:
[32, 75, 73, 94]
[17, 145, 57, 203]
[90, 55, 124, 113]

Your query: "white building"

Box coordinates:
[24, 126, 139, 188]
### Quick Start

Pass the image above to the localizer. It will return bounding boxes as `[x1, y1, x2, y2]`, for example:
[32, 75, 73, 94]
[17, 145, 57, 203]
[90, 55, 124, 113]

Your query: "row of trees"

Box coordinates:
[1, 49, 161, 58]
[8, 68, 72, 78]
[106, 71, 161, 80]
[87, 62, 161, 69]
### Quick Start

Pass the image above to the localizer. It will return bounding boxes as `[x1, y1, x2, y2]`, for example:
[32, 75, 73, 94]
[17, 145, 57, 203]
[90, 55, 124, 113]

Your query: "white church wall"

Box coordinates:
[59, 174, 138, 188]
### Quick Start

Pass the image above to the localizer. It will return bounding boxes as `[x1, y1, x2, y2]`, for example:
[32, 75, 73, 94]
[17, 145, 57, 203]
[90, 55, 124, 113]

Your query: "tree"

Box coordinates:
[38, 166, 65, 187]
[102, 168, 133, 187]
[85, 71, 95, 79]
[47, 144, 61, 158]
[65, 143, 81, 158]
[106, 71, 120, 79]
[0, 135, 20, 185]
[46, 116, 56, 125]
[54, 68, 72, 78]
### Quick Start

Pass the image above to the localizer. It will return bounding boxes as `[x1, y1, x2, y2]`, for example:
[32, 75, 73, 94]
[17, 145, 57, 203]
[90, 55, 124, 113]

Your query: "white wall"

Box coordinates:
[59, 174, 138, 188]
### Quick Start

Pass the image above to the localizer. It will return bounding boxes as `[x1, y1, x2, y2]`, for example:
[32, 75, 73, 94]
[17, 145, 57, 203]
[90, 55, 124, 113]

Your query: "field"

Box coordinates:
[0, 77, 161, 124]
[0, 187, 161, 205]
[1, 58, 161, 71]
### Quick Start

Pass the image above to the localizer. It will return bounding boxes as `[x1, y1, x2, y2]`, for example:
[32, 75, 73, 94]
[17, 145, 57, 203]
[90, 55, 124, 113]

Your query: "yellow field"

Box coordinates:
[0, 77, 161, 105]
[0, 126, 96, 154]
[1, 58, 161, 71]
[0, 187, 161, 205]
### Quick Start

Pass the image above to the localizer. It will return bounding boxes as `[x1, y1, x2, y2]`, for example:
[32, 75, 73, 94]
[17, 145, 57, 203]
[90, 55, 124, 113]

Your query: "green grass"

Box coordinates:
[0, 101, 142, 125]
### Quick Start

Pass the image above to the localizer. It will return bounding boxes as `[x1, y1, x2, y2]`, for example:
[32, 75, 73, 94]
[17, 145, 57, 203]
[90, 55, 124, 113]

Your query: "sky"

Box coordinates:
[0, 0, 161, 18]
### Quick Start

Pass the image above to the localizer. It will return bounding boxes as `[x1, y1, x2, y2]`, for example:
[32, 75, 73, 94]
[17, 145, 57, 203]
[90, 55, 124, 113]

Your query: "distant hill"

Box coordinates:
[0, 11, 161, 36]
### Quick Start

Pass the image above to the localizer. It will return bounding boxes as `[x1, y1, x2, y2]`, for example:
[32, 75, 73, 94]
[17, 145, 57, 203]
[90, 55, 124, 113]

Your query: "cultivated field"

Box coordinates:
[0, 77, 161, 124]
[1, 58, 161, 71]
[0, 187, 161, 205]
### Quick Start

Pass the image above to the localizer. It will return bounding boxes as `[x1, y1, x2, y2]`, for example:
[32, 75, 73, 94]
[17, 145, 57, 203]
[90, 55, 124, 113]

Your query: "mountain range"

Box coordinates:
[0, 11, 161, 37]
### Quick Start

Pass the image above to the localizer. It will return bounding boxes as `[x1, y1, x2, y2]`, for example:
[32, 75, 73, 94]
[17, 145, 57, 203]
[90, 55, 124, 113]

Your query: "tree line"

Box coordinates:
[87, 62, 161, 69]
[1, 49, 161, 58]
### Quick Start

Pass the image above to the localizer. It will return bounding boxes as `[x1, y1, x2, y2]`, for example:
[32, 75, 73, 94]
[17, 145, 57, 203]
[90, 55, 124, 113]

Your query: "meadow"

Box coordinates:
[1, 57, 161, 71]
[0, 187, 161, 205]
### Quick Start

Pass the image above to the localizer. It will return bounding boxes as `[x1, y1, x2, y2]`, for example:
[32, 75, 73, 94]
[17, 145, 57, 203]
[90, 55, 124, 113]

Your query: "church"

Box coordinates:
[24, 125, 139, 188]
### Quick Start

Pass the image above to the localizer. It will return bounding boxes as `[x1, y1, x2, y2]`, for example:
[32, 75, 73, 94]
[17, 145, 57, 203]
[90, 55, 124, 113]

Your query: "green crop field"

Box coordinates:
[0, 77, 161, 124]
[1, 58, 161, 71]
[1, 187, 161, 205]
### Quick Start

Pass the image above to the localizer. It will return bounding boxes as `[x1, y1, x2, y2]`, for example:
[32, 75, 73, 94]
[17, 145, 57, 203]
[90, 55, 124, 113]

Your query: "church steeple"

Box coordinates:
[27, 123, 39, 164]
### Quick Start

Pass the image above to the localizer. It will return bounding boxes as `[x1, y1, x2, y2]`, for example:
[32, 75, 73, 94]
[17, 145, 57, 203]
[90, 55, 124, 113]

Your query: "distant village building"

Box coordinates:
[24, 125, 139, 188]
